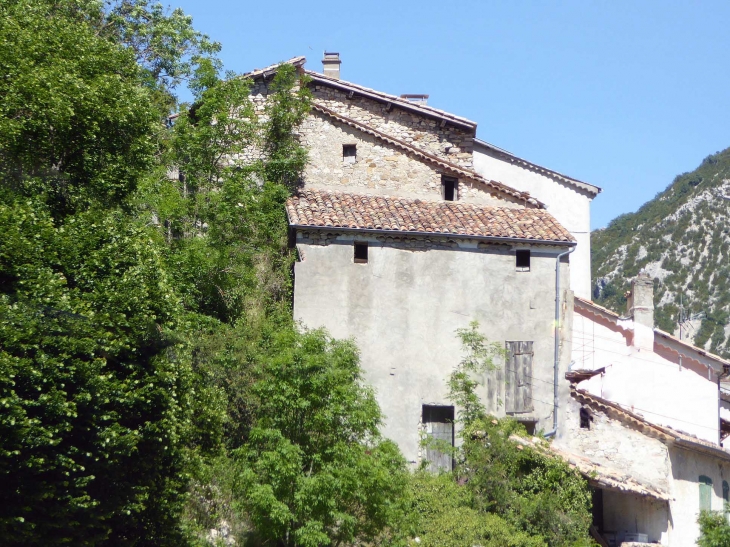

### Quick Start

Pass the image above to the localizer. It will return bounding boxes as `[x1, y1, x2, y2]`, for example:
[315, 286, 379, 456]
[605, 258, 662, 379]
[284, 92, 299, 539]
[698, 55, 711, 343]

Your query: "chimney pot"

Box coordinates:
[322, 52, 341, 80]
[628, 273, 655, 350]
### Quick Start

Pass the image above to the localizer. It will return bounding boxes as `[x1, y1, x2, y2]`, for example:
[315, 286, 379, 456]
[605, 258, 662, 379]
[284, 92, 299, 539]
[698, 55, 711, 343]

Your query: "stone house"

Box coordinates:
[241, 53, 601, 466]
[561, 273, 730, 545]
[241, 54, 730, 545]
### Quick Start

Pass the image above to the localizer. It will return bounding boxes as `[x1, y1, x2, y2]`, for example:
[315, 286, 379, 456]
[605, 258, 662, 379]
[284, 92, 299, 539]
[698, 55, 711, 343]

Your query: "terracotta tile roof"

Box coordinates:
[574, 296, 730, 369]
[571, 387, 730, 461]
[311, 104, 542, 207]
[511, 435, 671, 501]
[286, 189, 575, 244]
[243, 56, 306, 80]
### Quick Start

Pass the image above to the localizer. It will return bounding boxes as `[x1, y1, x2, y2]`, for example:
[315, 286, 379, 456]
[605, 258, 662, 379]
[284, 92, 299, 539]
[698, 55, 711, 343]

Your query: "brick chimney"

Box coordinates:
[627, 273, 655, 350]
[322, 52, 341, 79]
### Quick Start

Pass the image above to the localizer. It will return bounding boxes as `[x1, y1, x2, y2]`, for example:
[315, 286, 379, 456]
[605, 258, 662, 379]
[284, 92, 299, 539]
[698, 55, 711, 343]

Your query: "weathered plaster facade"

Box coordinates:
[473, 140, 598, 300]
[563, 275, 730, 546]
[293, 230, 571, 464]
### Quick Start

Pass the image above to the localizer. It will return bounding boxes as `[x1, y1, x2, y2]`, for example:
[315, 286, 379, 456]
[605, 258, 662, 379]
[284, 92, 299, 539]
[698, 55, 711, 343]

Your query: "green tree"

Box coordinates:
[409, 322, 594, 547]
[698, 511, 730, 547]
[0, 0, 225, 543]
[233, 329, 409, 547]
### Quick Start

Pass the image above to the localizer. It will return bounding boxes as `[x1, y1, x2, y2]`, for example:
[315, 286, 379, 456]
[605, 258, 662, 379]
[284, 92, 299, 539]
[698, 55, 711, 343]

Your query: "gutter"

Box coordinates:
[288, 224, 577, 248]
[545, 246, 576, 438]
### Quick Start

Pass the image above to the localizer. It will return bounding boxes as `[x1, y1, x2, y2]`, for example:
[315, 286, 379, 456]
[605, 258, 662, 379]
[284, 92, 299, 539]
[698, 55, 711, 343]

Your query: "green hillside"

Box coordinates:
[592, 147, 730, 356]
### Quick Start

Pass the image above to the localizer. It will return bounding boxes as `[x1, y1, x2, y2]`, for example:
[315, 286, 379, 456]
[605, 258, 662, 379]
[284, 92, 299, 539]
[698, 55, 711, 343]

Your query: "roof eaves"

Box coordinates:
[654, 328, 730, 370]
[243, 56, 307, 80]
[510, 435, 671, 501]
[290, 224, 576, 247]
[311, 103, 543, 208]
[306, 70, 478, 131]
[473, 138, 601, 196]
[572, 387, 730, 462]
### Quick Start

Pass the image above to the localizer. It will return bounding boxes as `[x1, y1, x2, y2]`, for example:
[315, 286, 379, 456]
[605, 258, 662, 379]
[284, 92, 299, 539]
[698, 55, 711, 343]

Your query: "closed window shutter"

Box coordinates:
[423, 406, 454, 472]
[505, 341, 534, 413]
[700, 475, 713, 512]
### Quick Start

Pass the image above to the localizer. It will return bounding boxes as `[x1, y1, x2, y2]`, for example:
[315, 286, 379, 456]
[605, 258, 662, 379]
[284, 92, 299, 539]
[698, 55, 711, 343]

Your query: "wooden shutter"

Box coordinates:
[505, 341, 534, 413]
[700, 475, 713, 512]
[423, 406, 454, 472]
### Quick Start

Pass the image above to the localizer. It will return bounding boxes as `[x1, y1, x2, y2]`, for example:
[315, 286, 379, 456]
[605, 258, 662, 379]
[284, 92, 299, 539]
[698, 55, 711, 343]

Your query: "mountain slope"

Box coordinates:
[592, 147, 730, 356]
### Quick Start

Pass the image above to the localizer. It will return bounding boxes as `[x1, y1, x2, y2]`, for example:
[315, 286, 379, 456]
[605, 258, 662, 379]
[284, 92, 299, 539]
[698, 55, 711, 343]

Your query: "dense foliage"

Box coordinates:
[2, 1, 598, 545]
[0, 0, 216, 543]
[592, 147, 730, 354]
[698, 510, 730, 547]
[408, 323, 595, 547]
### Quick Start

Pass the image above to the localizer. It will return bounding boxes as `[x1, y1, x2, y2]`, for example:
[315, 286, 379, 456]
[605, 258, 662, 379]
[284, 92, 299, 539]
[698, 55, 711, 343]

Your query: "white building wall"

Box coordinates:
[668, 448, 730, 547]
[473, 146, 595, 300]
[571, 306, 720, 444]
[293, 231, 570, 465]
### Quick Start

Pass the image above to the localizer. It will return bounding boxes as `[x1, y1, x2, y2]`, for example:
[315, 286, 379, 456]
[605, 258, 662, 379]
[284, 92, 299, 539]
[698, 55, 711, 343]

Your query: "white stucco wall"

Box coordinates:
[293, 230, 571, 465]
[473, 145, 595, 300]
[571, 306, 720, 444]
[668, 447, 730, 547]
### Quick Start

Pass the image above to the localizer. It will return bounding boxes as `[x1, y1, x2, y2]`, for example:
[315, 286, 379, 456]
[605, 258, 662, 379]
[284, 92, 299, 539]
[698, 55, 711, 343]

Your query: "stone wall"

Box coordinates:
[293, 232, 571, 465]
[312, 84, 475, 169]
[558, 397, 670, 492]
[299, 110, 519, 206]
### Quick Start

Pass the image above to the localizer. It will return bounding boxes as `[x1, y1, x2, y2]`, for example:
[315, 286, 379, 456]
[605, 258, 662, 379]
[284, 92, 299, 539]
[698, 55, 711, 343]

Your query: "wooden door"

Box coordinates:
[505, 341, 534, 413]
[423, 405, 454, 472]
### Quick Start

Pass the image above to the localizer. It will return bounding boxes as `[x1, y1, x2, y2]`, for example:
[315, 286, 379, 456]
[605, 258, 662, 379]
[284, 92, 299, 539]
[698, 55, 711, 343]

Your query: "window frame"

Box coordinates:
[353, 242, 368, 264]
[441, 176, 458, 201]
[343, 144, 357, 164]
[516, 249, 531, 272]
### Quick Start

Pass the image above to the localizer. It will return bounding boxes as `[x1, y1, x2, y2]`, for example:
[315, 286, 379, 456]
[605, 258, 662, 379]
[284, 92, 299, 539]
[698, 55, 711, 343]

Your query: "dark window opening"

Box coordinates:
[580, 407, 593, 429]
[516, 249, 531, 272]
[442, 176, 458, 201]
[354, 242, 368, 263]
[423, 405, 454, 472]
[591, 488, 604, 532]
[343, 144, 357, 164]
[517, 418, 537, 436]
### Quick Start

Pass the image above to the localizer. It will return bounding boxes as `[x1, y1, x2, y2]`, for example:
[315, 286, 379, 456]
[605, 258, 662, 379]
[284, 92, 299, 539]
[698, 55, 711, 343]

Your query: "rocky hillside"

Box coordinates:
[592, 147, 730, 356]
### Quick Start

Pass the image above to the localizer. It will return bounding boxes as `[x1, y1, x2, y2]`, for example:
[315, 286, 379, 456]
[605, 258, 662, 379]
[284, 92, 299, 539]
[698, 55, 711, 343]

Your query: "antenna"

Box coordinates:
[678, 293, 706, 341]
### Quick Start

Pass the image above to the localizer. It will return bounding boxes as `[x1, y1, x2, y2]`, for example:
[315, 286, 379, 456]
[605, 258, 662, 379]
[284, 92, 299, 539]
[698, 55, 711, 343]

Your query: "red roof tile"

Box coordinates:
[286, 190, 575, 243]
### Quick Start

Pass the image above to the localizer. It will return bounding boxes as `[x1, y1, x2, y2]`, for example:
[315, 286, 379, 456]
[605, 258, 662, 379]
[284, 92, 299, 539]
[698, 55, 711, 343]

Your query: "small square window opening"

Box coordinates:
[354, 242, 368, 263]
[441, 176, 458, 201]
[343, 144, 357, 164]
[516, 250, 531, 272]
[579, 407, 593, 430]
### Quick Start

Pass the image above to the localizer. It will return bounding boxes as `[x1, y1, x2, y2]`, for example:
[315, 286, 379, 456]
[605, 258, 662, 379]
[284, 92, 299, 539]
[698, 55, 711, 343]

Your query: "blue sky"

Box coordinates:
[173, 0, 730, 230]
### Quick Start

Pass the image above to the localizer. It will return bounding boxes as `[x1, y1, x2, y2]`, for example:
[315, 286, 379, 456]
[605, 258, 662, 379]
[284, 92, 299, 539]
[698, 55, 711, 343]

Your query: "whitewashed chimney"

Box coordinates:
[322, 52, 341, 79]
[628, 273, 655, 350]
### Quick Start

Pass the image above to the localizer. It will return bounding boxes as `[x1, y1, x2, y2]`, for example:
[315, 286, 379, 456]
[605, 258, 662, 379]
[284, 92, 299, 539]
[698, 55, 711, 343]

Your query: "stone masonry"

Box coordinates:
[298, 111, 520, 206]
[311, 84, 475, 169]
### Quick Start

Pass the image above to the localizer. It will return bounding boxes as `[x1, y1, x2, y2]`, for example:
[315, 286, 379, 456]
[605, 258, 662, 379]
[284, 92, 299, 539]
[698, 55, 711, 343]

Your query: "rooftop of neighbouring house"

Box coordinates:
[286, 189, 575, 244]
[574, 295, 730, 370]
